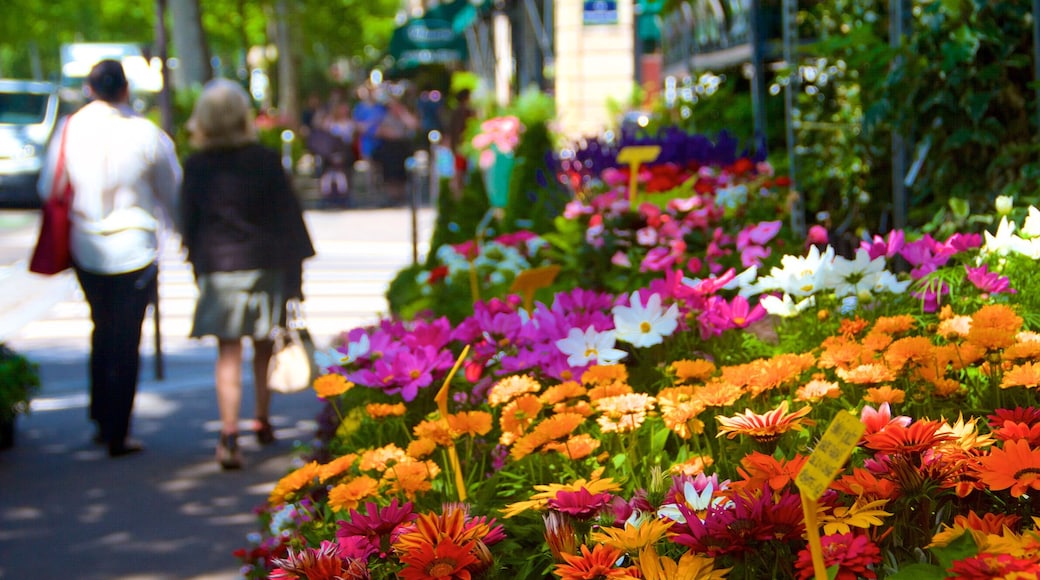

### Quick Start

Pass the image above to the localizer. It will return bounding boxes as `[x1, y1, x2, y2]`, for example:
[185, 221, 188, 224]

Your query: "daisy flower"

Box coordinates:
[612, 291, 679, 347]
[555, 326, 628, 367]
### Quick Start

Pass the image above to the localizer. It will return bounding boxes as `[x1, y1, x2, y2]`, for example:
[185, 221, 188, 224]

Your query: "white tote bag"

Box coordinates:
[267, 299, 318, 394]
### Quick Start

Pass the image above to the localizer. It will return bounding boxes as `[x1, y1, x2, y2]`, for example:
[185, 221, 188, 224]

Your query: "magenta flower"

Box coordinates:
[337, 499, 415, 559]
[737, 220, 782, 248]
[699, 295, 766, 338]
[547, 487, 614, 520]
[965, 264, 1015, 295]
[861, 230, 905, 260]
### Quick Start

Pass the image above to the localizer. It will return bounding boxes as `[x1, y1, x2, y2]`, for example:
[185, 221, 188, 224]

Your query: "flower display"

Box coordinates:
[237, 129, 1040, 579]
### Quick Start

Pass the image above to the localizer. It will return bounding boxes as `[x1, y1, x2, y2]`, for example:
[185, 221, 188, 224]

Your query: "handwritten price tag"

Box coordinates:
[795, 410, 865, 501]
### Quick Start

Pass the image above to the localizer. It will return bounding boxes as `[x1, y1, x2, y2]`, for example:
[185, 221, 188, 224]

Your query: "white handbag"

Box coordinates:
[267, 299, 318, 394]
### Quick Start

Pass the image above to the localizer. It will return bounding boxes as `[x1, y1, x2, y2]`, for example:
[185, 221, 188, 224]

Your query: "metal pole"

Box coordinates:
[748, 0, 768, 148]
[409, 158, 419, 265]
[890, 0, 907, 230]
[782, 0, 804, 237]
[152, 0, 171, 381]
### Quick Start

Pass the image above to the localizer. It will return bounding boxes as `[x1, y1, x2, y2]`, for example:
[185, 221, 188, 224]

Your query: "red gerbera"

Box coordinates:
[862, 420, 954, 456]
[987, 406, 1040, 430]
[398, 539, 478, 580]
[947, 553, 1040, 579]
[547, 487, 615, 521]
[554, 544, 638, 580]
[794, 532, 882, 580]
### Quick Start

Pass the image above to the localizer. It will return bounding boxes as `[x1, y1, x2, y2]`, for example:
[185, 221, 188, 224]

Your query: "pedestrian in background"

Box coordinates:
[374, 94, 419, 206]
[36, 59, 182, 457]
[180, 79, 315, 470]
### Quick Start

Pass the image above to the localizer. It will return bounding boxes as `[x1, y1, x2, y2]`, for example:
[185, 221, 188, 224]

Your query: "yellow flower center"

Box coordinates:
[427, 558, 460, 577]
[640, 321, 652, 333]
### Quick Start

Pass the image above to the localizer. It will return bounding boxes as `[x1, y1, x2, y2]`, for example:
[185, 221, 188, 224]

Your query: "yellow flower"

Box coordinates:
[636, 547, 729, 580]
[268, 460, 320, 505]
[327, 475, 381, 512]
[488, 374, 541, 407]
[366, 402, 406, 418]
[446, 411, 494, 437]
[591, 518, 674, 552]
[313, 374, 353, 398]
[501, 476, 622, 518]
[318, 452, 358, 483]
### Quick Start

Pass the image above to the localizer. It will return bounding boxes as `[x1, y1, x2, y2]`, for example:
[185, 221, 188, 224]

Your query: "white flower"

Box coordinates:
[821, 249, 886, 298]
[871, 270, 911, 294]
[555, 326, 628, 367]
[759, 245, 835, 297]
[612, 291, 679, 348]
[315, 334, 372, 369]
[1022, 206, 1040, 238]
[759, 293, 815, 318]
[995, 195, 1014, 216]
[982, 216, 1031, 257]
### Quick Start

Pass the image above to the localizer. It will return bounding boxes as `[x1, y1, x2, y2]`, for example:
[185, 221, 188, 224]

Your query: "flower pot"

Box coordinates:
[0, 415, 14, 451]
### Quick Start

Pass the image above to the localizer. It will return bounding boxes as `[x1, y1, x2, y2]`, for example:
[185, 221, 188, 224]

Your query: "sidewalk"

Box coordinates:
[0, 354, 325, 580]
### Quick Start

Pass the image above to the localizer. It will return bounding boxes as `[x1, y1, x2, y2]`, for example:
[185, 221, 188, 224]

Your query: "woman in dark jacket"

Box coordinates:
[181, 79, 315, 469]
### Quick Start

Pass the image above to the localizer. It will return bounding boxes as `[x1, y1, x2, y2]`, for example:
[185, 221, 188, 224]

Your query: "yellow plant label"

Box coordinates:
[795, 410, 865, 502]
[511, 265, 561, 312]
[616, 145, 661, 210]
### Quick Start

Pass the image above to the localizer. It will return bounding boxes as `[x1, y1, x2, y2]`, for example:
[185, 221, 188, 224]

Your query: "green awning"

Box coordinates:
[637, 0, 663, 43]
[388, 16, 469, 70]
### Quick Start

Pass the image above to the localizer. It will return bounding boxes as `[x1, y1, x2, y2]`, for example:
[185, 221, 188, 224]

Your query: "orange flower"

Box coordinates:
[659, 386, 706, 439]
[446, 411, 494, 437]
[836, 363, 897, 385]
[871, 315, 917, 335]
[582, 364, 629, 386]
[716, 401, 813, 443]
[269, 460, 320, 505]
[1002, 340, 1040, 362]
[499, 394, 543, 445]
[861, 330, 894, 356]
[863, 420, 953, 456]
[488, 374, 541, 407]
[398, 539, 478, 580]
[833, 467, 899, 501]
[735, 451, 809, 492]
[366, 402, 407, 418]
[407, 437, 438, 459]
[839, 316, 870, 337]
[720, 353, 816, 398]
[967, 304, 1023, 351]
[670, 359, 717, 383]
[1001, 362, 1040, 389]
[795, 376, 841, 402]
[975, 439, 1040, 498]
[863, 385, 906, 405]
[693, 380, 745, 408]
[395, 506, 487, 552]
[313, 374, 353, 398]
[587, 382, 634, 402]
[818, 336, 869, 370]
[554, 400, 594, 417]
[544, 433, 601, 460]
[540, 381, 586, 405]
[555, 544, 637, 580]
[359, 443, 408, 472]
[327, 475, 381, 512]
[383, 458, 440, 500]
[884, 336, 936, 371]
[594, 393, 656, 434]
[670, 455, 714, 476]
[510, 413, 586, 460]
[318, 452, 358, 483]
[413, 418, 455, 446]
[937, 314, 972, 339]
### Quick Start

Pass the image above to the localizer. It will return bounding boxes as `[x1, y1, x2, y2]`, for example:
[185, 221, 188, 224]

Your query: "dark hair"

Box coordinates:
[87, 59, 129, 102]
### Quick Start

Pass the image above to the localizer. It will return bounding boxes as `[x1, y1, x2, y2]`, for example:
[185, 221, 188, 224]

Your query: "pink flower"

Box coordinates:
[807, 224, 829, 246]
[860, 230, 904, 260]
[965, 264, 1015, 295]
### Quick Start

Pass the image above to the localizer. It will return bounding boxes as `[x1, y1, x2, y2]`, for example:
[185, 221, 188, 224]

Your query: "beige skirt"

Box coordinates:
[190, 269, 287, 340]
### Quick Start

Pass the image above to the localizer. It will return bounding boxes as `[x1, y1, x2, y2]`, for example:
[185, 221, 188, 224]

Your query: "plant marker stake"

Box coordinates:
[616, 146, 661, 210]
[510, 265, 561, 313]
[435, 344, 471, 501]
[794, 410, 866, 580]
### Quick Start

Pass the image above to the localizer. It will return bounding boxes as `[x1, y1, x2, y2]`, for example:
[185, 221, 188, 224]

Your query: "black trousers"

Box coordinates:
[75, 263, 157, 444]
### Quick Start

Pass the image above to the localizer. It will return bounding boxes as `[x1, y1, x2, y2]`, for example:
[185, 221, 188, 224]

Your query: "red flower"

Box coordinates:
[428, 265, 449, 285]
[795, 532, 882, 580]
[398, 539, 478, 580]
[547, 487, 614, 521]
[947, 553, 1040, 579]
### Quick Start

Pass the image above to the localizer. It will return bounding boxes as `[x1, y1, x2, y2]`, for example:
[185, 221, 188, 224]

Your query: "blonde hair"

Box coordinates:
[187, 79, 257, 149]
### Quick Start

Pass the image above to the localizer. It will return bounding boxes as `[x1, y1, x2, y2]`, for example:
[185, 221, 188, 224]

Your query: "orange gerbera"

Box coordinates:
[795, 376, 841, 402]
[313, 374, 353, 398]
[359, 443, 408, 471]
[318, 452, 359, 483]
[414, 419, 456, 446]
[1003, 340, 1040, 362]
[693, 380, 745, 408]
[269, 460, 321, 505]
[884, 336, 936, 371]
[446, 411, 494, 437]
[499, 394, 543, 445]
[395, 506, 487, 551]
[488, 374, 541, 407]
[407, 437, 438, 459]
[366, 402, 407, 418]
[871, 314, 917, 335]
[967, 304, 1023, 351]
[716, 401, 814, 443]
[670, 359, 717, 383]
[832, 467, 899, 501]
[839, 316, 870, 337]
[510, 413, 586, 460]
[327, 475, 381, 512]
[1001, 362, 1040, 389]
[582, 364, 629, 387]
[836, 363, 897, 385]
[862, 420, 954, 456]
[720, 353, 816, 398]
[735, 451, 809, 492]
[555, 544, 638, 580]
[863, 385, 906, 405]
[975, 439, 1040, 498]
[398, 539, 478, 580]
[383, 458, 440, 500]
[544, 433, 601, 460]
[670, 455, 714, 476]
[540, 381, 587, 405]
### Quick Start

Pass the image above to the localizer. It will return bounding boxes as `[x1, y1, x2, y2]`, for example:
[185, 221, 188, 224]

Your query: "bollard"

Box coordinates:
[281, 129, 294, 174]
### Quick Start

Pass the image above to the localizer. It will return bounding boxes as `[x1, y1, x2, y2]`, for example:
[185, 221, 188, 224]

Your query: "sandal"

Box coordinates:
[216, 432, 243, 470]
[255, 418, 276, 446]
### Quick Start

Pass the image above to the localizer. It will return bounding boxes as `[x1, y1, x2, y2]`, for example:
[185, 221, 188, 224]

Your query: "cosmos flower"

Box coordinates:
[611, 291, 680, 347]
[555, 326, 628, 368]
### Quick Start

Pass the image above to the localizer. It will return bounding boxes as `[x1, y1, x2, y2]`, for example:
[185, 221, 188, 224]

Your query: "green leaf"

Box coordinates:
[933, 531, 979, 572]
[612, 453, 628, 470]
[886, 563, 948, 580]
[948, 197, 970, 219]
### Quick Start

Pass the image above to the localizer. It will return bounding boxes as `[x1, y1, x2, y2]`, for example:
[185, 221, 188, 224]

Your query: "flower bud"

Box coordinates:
[995, 195, 1014, 216]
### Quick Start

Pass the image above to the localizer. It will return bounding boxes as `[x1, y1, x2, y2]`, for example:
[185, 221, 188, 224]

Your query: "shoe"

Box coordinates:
[216, 432, 243, 470]
[109, 440, 144, 457]
[254, 418, 276, 446]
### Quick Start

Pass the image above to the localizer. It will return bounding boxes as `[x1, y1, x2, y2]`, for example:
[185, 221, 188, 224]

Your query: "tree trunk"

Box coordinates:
[169, 0, 212, 90]
[275, 0, 299, 128]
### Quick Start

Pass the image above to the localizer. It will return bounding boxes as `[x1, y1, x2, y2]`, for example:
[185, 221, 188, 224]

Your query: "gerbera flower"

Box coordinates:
[612, 291, 680, 347]
[488, 374, 542, 407]
[1001, 362, 1040, 389]
[591, 517, 674, 552]
[716, 401, 813, 443]
[271, 541, 365, 580]
[502, 476, 623, 518]
[863, 420, 954, 456]
[543, 510, 578, 562]
[992, 421, 1040, 446]
[988, 406, 1040, 429]
[670, 359, 717, 383]
[313, 374, 354, 398]
[863, 385, 906, 405]
[327, 476, 381, 512]
[555, 326, 628, 368]
[366, 402, 406, 418]
[793, 532, 882, 580]
[636, 547, 729, 580]
[337, 499, 416, 558]
[735, 451, 809, 492]
[554, 544, 638, 580]
[860, 403, 912, 436]
[548, 487, 615, 520]
[544, 433, 602, 460]
[975, 439, 1040, 498]
[947, 553, 1040, 579]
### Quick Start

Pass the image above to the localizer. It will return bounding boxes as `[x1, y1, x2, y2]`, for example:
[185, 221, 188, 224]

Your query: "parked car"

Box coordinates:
[0, 80, 68, 208]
